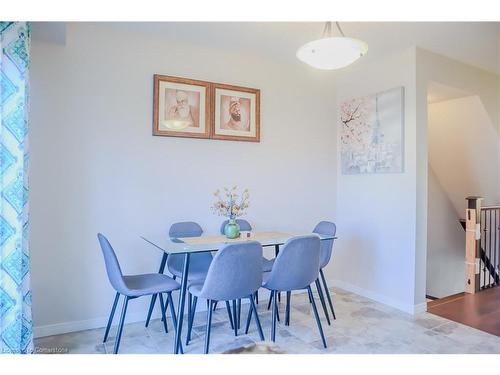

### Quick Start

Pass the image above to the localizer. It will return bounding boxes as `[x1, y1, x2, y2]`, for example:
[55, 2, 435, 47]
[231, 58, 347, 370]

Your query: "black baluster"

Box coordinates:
[482, 210, 486, 289]
[488, 209, 491, 288]
[495, 210, 498, 285]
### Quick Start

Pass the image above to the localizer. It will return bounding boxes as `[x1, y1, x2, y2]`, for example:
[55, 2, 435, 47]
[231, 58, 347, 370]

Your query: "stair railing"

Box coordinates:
[465, 196, 500, 293]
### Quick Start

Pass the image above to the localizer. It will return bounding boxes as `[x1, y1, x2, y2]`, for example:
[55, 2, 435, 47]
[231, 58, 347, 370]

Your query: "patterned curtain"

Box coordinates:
[0, 22, 32, 354]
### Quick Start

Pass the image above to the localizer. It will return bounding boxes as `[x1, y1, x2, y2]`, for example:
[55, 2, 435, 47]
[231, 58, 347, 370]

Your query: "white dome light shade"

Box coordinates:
[162, 119, 190, 130]
[296, 37, 368, 70]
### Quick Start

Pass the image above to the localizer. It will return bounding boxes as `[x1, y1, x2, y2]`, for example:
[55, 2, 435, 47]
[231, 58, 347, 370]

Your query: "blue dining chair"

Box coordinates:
[249, 234, 327, 348]
[218, 219, 271, 319]
[265, 222, 336, 326]
[219, 219, 274, 273]
[185, 241, 265, 354]
[314, 221, 337, 320]
[98, 233, 182, 354]
[145, 222, 213, 329]
[167, 222, 212, 281]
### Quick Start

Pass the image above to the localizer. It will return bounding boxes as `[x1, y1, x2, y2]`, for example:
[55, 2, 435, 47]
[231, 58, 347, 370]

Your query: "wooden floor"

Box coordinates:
[428, 287, 500, 336]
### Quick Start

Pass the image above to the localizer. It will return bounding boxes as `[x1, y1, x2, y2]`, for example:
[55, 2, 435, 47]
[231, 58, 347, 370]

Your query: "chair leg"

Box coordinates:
[225, 300, 234, 330]
[187, 292, 192, 329]
[266, 291, 280, 321]
[204, 300, 214, 354]
[163, 291, 169, 315]
[249, 295, 265, 341]
[104, 292, 120, 343]
[213, 301, 218, 311]
[145, 294, 158, 327]
[186, 295, 198, 345]
[272, 246, 280, 305]
[276, 300, 280, 322]
[158, 293, 169, 333]
[113, 296, 129, 354]
[307, 286, 327, 348]
[237, 299, 241, 329]
[315, 278, 331, 325]
[244, 300, 253, 334]
[285, 291, 291, 326]
[232, 300, 238, 336]
[320, 269, 336, 319]
[255, 290, 259, 304]
[267, 293, 272, 310]
[166, 292, 183, 354]
[145, 253, 168, 326]
[271, 291, 277, 342]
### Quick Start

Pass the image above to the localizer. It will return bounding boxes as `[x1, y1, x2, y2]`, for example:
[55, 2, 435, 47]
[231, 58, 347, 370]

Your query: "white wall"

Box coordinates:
[426, 95, 500, 299]
[29, 24, 500, 338]
[417, 49, 500, 306]
[426, 167, 465, 298]
[328, 48, 422, 314]
[428, 96, 500, 214]
[29, 23, 337, 337]
[417, 49, 500, 133]
[412, 49, 494, 308]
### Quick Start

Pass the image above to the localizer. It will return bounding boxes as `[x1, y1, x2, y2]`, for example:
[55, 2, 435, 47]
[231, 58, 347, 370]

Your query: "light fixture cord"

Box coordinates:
[322, 21, 346, 37]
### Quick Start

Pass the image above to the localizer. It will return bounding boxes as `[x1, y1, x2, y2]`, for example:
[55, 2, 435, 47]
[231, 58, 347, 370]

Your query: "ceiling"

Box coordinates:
[34, 22, 500, 74]
[101, 22, 500, 74]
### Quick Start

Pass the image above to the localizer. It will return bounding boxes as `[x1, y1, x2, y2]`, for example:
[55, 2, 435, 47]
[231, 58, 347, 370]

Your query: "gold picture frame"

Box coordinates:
[153, 74, 211, 139]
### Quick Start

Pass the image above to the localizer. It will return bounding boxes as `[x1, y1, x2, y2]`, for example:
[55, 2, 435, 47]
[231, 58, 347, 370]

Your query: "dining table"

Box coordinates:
[141, 231, 337, 354]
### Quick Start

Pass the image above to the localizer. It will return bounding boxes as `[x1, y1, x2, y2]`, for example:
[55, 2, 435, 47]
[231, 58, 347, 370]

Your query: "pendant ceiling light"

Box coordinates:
[296, 22, 368, 70]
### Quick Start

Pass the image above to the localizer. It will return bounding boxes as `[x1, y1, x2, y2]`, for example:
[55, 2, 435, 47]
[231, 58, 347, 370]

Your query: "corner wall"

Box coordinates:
[428, 95, 500, 213]
[426, 167, 465, 298]
[416, 48, 500, 308]
[328, 48, 422, 314]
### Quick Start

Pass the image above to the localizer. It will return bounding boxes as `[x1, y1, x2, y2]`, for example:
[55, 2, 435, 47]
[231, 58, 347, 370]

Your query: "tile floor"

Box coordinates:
[34, 287, 500, 354]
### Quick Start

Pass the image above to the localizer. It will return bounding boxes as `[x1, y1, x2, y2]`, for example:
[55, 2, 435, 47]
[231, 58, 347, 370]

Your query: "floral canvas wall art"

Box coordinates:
[340, 87, 404, 174]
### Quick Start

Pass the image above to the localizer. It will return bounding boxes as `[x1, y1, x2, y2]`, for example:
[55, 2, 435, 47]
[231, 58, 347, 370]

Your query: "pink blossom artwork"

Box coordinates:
[340, 87, 404, 174]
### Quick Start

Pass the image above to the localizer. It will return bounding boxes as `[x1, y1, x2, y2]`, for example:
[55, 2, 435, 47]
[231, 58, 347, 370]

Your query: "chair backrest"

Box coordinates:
[219, 219, 252, 234]
[199, 241, 263, 301]
[313, 221, 336, 269]
[264, 235, 320, 291]
[313, 221, 337, 268]
[167, 221, 206, 272]
[169, 221, 203, 239]
[97, 233, 128, 294]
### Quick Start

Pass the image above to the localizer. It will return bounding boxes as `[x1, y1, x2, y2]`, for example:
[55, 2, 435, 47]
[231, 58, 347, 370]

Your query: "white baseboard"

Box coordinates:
[34, 281, 427, 338]
[34, 290, 274, 339]
[413, 302, 428, 314]
[330, 279, 427, 315]
[34, 301, 240, 339]
[34, 310, 162, 339]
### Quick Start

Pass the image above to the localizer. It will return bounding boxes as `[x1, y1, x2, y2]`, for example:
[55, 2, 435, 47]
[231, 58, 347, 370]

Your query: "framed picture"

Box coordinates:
[340, 87, 405, 174]
[212, 83, 260, 142]
[153, 75, 211, 139]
